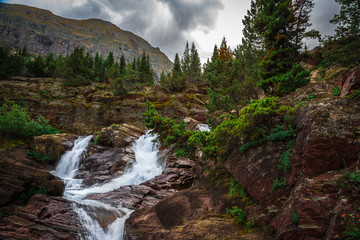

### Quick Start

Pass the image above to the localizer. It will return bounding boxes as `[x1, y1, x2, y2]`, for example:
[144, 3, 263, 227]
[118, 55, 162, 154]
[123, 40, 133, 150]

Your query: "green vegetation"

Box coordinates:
[333, 86, 341, 96]
[291, 208, 300, 223]
[0, 100, 58, 139]
[341, 212, 360, 239]
[18, 187, 47, 204]
[226, 206, 246, 224]
[0, 46, 154, 92]
[348, 169, 360, 188]
[160, 42, 203, 93]
[229, 178, 247, 198]
[271, 178, 287, 193]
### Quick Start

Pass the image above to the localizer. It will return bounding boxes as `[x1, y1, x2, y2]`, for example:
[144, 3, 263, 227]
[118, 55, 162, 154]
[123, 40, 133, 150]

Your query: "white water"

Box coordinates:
[53, 132, 162, 240]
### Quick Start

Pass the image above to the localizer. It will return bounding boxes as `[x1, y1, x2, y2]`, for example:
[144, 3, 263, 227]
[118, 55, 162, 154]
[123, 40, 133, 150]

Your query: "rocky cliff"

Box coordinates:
[0, 77, 208, 133]
[0, 3, 173, 77]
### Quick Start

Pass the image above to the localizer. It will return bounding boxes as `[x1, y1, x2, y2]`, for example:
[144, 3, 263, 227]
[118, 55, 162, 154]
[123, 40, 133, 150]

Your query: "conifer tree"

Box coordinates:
[189, 42, 201, 84]
[172, 53, 182, 78]
[181, 41, 191, 82]
[119, 55, 127, 77]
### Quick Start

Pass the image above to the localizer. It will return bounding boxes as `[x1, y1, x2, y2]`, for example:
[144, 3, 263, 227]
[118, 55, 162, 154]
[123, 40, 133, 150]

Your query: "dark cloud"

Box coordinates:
[48, 0, 223, 60]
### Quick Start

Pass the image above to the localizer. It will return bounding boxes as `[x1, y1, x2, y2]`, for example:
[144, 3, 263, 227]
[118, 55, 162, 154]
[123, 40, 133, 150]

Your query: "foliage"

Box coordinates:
[18, 187, 47, 204]
[28, 151, 51, 163]
[144, 101, 216, 159]
[0, 46, 26, 80]
[322, 0, 360, 67]
[291, 208, 300, 223]
[213, 97, 295, 155]
[273, 64, 311, 96]
[348, 90, 360, 100]
[348, 169, 360, 189]
[226, 206, 246, 224]
[0, 45, 154, 91]
[341, 212, 360, 239]
[278, 148, 293, 174]
[0, 99, 59, 139]
[254, 0, 299, 95]
[271, 178, 287, 193]
[205, 38, 260, 117]
[229, 178, 247, 198]
[333, 86, 341, 96]
[93, 135, 100, 145]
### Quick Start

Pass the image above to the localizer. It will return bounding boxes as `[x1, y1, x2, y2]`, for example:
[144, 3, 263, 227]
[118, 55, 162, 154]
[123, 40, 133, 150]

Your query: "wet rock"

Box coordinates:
[31, 133, 76, 163]
[95, 124, 144, 148]
[85, 156, 196, 210]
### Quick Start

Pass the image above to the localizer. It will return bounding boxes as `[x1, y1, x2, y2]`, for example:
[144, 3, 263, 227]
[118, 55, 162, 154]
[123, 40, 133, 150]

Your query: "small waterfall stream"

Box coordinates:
[53, 132, 162, 240]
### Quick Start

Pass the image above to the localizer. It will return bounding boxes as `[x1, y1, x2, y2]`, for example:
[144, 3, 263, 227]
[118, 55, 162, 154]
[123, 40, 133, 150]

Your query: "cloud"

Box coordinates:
[11, 0, 224, 61]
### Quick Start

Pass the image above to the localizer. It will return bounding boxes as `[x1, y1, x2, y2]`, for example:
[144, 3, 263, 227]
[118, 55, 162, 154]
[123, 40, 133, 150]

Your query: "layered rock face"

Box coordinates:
[0, 3, 172, 76]
[0, 77, 208, 133]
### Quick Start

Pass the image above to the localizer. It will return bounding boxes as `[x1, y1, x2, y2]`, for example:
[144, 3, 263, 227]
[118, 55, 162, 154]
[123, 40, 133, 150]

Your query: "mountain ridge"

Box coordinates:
[0, 3, 173, 77]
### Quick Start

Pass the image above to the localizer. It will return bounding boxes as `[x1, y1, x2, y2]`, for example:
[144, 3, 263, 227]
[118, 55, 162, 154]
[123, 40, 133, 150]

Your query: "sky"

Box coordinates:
[3, 0, 341, 63]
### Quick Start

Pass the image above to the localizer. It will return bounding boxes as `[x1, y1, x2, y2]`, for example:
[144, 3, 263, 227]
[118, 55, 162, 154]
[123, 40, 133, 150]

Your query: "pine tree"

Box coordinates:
[181, 41, 191, 83]
[254, 0, 298, 95]
[323, 0, 360, 67]
[331, 0, 360, 37]
[189, 42, 202, 84]
[172, 53, 182, 78]
[119, 55, 127, 77]
[94, 53, 104, 82]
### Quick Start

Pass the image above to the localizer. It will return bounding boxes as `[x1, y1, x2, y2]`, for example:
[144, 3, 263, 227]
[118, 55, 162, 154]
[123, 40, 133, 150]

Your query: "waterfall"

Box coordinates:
[54, 132, 163, 240]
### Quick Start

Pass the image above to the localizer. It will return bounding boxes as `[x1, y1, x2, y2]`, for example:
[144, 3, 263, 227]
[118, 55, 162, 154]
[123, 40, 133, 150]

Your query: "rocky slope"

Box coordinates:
[122, 66, 360, 239]
[0, 3, 172, 77]
[0, 77, 208, 133]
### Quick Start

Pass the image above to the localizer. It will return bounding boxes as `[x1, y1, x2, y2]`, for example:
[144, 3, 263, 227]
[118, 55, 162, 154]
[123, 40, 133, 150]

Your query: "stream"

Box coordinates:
[53, 132, 163, 240]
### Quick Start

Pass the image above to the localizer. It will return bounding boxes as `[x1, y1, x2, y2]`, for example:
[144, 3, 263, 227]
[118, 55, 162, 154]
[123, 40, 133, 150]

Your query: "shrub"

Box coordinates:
[273, 64, 311, 96]
[271, 178, 287, 193]
[333, 86, 341, 96]
[291, 208, 300, 223]
[226, 206, 246, 224]
[0, 100, 58, 138]
[229, 179, 246, 198]
[213, 98, 295, 155]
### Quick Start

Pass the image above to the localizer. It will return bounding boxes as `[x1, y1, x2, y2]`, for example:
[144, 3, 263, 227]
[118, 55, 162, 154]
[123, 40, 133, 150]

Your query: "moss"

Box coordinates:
[0, 138, 27, 148]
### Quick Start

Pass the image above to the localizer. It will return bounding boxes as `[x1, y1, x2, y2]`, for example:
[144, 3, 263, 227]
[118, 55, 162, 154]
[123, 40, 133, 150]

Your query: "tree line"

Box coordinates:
[0, 46, 155, 95]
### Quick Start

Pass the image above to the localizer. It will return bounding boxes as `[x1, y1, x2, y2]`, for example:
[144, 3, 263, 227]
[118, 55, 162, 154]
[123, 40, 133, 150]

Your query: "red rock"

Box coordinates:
[338, 66, 360, 97]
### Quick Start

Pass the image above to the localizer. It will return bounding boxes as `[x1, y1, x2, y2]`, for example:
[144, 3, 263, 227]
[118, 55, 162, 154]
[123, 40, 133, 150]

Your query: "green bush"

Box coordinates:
[226, 206, 246, 224]
[291, 208, 300, 223]
[0, 100, 58, 138]
[271, 178, 287, 193]
[333, 86, 341, 96]
[273, 64, 311, 96]
[213, 97, 294, 155]
[229, 179, 246, 198]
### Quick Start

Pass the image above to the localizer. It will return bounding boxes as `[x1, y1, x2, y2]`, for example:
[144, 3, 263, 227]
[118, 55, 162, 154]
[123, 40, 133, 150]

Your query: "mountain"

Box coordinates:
[0, 3, 173, 77]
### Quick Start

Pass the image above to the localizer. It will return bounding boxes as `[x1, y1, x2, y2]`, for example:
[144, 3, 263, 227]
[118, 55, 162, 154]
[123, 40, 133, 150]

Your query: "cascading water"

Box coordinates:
[53, 132, 162, 240]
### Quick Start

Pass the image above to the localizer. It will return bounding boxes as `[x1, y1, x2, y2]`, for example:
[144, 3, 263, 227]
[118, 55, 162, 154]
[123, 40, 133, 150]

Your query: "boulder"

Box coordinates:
[0, 148, 64, 208]
[337, 66, 360, 97]
[0, 195, 80, 240]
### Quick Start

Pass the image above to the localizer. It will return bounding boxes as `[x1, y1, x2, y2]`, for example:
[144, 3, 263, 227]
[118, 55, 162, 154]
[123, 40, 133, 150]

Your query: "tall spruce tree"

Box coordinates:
[181, 41, 191, 83]
[189, 42, 201, 84]
[254, 0, 298, 95]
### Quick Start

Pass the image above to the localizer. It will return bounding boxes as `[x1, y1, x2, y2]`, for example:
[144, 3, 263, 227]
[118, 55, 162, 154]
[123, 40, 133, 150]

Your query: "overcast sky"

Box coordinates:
[3, 0, 341, 63]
